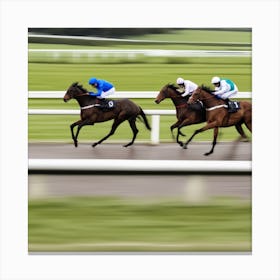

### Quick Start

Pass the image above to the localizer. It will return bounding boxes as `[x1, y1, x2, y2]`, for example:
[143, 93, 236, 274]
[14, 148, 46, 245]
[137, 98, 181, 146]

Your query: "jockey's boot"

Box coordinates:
[97, 98, 107, 109]
[225, 98, 236, 113]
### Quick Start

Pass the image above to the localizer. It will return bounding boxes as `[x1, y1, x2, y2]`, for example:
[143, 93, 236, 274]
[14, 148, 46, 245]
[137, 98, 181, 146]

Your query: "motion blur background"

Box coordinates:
[28, 28, 252, 253]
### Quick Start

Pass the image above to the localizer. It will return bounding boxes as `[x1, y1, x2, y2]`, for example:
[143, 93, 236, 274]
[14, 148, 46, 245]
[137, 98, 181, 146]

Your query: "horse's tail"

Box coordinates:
[138, 107, 151, 130]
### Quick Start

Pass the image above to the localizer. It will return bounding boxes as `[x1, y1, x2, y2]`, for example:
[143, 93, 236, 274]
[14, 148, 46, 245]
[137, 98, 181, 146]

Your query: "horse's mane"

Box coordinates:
[166, 83, 180, 91]
[200, 84, 214, 94]
[71, 82, 88, 93]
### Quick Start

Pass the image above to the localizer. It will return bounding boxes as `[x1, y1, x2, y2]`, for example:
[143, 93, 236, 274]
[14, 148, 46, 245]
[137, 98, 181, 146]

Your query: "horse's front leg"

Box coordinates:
[183, 121, 218, 150]
[70, 119, 83, 147]
[71, 119, 93, 147]
[204, 127, 219, 156]
[170, 120, 185, 147]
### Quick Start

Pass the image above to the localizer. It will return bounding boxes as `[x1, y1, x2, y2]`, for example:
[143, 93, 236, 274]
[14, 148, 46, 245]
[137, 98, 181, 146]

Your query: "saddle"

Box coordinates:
[226, 100, 240, 113]
[96, 99, 116, 111]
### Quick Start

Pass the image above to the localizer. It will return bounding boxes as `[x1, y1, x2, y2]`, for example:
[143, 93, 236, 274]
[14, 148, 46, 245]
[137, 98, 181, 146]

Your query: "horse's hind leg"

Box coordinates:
[235, 123, 248, 141]
[123, 118, 139, 147]
[92, 118, 125, 147]
[244, 116, 252, 133]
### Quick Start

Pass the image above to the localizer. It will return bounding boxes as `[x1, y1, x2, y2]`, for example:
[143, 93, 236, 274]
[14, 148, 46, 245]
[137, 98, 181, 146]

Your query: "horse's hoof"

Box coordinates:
[178, 141, 183, 147]
[123, 143, 132, 148]
[92, 143, 98, 148]
[74, 141, 78, 147]
[204, 152, 212, 156]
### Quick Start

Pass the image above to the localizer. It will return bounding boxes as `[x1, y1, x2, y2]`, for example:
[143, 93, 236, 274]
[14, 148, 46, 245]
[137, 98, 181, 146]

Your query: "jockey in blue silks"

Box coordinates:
[88, 77, 115, 99]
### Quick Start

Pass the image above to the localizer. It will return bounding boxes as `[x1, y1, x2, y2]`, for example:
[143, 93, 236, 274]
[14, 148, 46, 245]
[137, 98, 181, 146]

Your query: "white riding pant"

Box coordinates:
[97, 87, 115, 99]
[218, 86, 238, 100]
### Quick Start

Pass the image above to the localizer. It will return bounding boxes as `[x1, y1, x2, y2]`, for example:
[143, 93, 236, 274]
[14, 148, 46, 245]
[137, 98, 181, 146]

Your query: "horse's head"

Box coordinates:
[63, 82, 88, 102]
[155, 84, 181, 104]
[187, 85, 213, 105]
[187, 87, 202, 105]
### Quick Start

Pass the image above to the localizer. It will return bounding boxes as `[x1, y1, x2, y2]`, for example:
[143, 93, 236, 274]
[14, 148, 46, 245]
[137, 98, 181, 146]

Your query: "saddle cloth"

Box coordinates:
[97, 99, 116, 111]
[227, 101, 240, 113]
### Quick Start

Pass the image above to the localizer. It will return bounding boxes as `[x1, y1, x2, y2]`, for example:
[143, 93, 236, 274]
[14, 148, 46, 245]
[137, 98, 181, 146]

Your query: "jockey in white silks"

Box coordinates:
[176, 77, 198, 98]
[211, 76, 238, 100]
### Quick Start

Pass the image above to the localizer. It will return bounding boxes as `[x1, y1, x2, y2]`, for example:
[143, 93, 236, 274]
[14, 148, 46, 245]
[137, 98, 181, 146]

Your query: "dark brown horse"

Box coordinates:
[185, 86, 252, 155]
[155, 84, 206, 146]
[63, 82, 151, 147]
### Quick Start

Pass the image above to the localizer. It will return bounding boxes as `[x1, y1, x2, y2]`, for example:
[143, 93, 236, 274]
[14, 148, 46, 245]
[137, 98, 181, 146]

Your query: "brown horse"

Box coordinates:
[155, 84, 206, 147]
[185, 86, 252, 155]
[63, 82, 151, 148]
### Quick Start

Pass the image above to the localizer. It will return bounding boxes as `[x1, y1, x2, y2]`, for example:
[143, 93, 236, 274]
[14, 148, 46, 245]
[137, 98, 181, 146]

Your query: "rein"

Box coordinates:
[165, 87, 188, 109]
[76, 92, 90, 97]
[192, 90, 227, 111]
[73, 92, 99, 110]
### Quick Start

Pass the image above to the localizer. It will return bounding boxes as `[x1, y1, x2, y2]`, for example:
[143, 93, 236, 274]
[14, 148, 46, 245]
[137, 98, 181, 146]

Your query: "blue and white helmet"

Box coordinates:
[88, 77, 98, 85]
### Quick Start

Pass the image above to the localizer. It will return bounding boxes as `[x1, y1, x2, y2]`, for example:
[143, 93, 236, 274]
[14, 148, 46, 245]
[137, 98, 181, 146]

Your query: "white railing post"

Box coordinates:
[151, 115, 160, 145]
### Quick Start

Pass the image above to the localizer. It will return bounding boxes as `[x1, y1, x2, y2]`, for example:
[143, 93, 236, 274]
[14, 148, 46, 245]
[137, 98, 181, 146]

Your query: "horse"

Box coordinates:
[185, 85, 252, 155]
[63, 82, 151, 148]
[155, 84, 206, 147]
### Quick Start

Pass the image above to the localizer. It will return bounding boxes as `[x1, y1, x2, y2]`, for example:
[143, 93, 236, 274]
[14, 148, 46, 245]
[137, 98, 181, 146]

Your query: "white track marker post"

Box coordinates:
[28, 175, 49, 199]
[183, 175, 208, 205]
[151, 115, 160, 145]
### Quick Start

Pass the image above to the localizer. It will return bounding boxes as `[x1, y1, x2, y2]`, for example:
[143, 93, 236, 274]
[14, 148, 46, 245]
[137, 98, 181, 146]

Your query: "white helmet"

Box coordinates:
[211, 76, 221, 84]
[176, 77, 184, 85]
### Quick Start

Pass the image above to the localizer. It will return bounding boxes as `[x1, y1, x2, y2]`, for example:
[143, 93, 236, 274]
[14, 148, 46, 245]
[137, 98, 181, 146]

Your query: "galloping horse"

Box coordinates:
[155, 84, 206, 146]
[185, 86, 252, 155]
[63, 82, 151, 148]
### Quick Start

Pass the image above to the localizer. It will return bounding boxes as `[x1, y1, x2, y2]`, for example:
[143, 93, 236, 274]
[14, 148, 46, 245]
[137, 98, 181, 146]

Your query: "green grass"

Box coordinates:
[28, 114, 251, 142]
[28, 61, 251, 91]
[124, 29, 251, 44]
[29, 196, 251, 252]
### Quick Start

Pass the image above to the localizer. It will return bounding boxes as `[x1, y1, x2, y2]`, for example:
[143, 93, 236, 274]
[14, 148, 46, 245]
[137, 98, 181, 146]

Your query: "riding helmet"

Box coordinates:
[176, 77, 184, 85]
[211, 76, 221, 84]
[88, 77, 98, 85]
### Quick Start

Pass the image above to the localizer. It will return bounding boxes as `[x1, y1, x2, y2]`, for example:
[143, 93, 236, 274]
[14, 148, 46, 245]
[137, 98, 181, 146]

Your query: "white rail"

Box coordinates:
[28, 49, 251, 58]
[28, 159, 251, 173]
[29, 91, 251, 99]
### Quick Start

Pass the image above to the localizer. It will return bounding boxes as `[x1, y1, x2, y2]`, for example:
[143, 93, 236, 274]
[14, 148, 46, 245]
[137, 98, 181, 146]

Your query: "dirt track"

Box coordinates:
[28, 142, 251, 161]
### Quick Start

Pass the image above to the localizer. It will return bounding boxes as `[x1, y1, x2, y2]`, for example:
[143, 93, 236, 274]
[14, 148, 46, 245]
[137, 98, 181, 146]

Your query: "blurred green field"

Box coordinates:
[29, 196, 251, 252]
[28, 60, 251, 91]
[29, 29, 251, 51]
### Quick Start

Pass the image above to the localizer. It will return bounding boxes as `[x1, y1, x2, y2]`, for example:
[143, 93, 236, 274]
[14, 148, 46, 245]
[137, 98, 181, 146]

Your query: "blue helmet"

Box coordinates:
[88, 77, 98, 85]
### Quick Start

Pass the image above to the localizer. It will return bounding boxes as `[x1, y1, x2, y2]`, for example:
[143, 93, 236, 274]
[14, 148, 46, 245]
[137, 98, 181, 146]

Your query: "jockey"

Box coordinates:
[88, 77, 115, 99]
[211, 76, 238, 100]
[176, 77, 198, 98]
